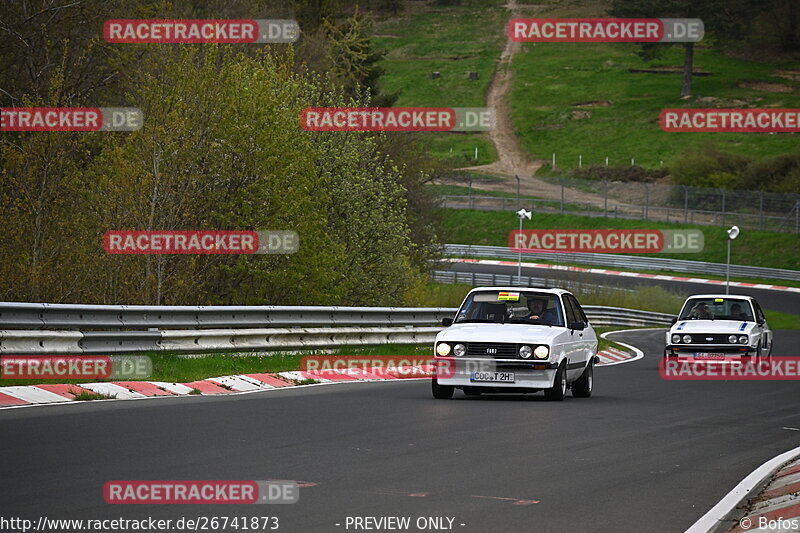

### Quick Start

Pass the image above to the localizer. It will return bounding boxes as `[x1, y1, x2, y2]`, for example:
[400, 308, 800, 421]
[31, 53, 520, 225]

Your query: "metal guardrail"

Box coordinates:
[0, 303, 454, 330]
[443, 244, 800, 282]
[431, 270, 635, 294]
[0, 301, 671, 354]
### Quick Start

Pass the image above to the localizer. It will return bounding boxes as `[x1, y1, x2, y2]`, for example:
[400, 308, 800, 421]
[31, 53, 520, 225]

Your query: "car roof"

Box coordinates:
[466, 286, 571, 296]
[683, 294, 755, 301]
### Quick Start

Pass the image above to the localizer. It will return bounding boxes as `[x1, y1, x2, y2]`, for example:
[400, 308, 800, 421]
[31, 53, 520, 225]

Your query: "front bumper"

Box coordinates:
[433, 357, 558, 388]
[665, 344, 756, 361]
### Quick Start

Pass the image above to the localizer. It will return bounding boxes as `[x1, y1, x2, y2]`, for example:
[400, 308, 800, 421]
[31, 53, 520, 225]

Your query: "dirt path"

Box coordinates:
[440, 0, 624, 209]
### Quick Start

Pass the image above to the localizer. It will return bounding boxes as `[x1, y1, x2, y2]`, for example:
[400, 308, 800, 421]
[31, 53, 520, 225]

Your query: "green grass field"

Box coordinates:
[438, 208, 800, 271]
[374, 1, 800, 170]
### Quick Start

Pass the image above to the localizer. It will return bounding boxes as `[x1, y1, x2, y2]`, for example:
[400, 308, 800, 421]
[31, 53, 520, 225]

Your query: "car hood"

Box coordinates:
[671, 320, 756, 334]
[436, 323, 564, 344]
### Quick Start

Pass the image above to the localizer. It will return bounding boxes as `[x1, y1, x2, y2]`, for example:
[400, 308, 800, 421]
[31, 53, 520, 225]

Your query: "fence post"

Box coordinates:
[721, 188, 726, 226]
[683, 185, 689, 223]
[643, 183, 649, 220]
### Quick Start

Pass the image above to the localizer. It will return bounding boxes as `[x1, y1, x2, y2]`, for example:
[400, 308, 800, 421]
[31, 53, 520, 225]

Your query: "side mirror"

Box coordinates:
[670, 317, 678, 325]
[757, 319, 765, 326]
[441, 317, 453, 327]
[569, 321, 585, 331]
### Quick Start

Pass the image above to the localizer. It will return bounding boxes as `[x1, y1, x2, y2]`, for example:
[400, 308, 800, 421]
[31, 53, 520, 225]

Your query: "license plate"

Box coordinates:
[470, 371, 514, 383]
[693, 353, 725, 360]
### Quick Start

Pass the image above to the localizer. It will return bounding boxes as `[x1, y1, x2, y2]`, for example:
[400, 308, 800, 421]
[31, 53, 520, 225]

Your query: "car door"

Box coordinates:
[571, 295, 597, 364]
[752, 300, 771, 356]
[561, 294, 586, 382]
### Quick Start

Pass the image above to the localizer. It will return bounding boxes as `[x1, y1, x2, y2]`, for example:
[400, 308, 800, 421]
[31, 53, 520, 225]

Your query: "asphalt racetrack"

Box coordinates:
[2, 330, 800, 533]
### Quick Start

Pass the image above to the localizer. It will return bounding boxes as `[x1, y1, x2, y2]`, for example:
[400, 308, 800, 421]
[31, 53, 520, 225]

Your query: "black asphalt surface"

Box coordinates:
[448, 261, 800, 315]
[2, 330, 800, 533]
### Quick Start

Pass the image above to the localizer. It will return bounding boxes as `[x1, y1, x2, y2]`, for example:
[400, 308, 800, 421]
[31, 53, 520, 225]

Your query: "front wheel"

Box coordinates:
[572, 362, 593, 398]
[432, 378, 454, 399]
[544, 363, 567, 401]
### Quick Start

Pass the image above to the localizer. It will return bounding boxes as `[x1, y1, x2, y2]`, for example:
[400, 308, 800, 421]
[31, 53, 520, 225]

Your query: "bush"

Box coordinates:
[670, 144, 750, 189]
[569, 164, 667, 183]
[742, 154, 800, 194]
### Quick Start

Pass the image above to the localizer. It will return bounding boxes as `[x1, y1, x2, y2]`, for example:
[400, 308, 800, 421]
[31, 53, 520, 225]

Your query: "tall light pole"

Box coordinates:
[516, 208, 532, 285]
[726, 225, 739, 294]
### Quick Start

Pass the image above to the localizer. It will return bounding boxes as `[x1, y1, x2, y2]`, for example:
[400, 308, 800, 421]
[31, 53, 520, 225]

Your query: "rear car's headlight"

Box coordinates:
[728, 335, 737, 343]
[436, 343, 451, 356]
[672, 334, 681, 343]
[519, 345, 533, 359]
[453, 343, 466, 357]
[534, 345, 549, 359]
[682, 335, 692, 343]
[739, 335, 748, 344]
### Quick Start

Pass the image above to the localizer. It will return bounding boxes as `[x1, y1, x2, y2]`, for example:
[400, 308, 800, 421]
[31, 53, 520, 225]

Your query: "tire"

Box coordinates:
[463, 387, 482, 396]
[572, 362, 593, 398]
[544, 363, 567, 401]
[432, 378, 454, 399]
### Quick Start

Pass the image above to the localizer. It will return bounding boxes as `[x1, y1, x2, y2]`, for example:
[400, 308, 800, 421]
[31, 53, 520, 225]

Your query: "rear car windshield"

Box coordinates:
[678, 298, 754, 321]
[455, 291, 564, 326]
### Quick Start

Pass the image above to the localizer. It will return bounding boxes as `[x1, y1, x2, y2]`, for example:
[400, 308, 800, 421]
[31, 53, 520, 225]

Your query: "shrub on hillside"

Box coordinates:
[569, 164, 668, 183]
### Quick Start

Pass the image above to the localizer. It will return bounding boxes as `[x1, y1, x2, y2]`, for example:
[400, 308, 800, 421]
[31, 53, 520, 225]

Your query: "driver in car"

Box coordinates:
[690, 302, 714, 319]
[730, 303, 748, 320]
[527, 298, 558, 324]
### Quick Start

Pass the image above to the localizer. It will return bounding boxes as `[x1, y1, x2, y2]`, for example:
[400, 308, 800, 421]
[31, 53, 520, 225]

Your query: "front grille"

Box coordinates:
[465, 342, 519, 358]
[690, 334, 732, 344]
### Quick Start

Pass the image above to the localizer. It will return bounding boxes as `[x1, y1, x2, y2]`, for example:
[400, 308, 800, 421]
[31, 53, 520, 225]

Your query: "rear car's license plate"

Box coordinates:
[694, 352, 726, 360]
[470, 371, 514, 383]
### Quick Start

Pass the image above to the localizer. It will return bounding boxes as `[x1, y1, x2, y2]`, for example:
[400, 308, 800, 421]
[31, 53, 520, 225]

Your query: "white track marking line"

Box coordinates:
[685, 445, 800, 533]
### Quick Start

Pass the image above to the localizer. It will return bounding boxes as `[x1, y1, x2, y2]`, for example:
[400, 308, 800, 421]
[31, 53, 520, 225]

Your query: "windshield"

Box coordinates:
[678, 297, 754, 321]
[455, 290, 564, 326]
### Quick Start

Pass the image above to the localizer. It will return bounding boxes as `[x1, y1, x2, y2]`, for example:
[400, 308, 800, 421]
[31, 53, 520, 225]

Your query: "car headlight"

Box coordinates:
[453, 343, 466, 357]
[519, 345, 533, 359]
[436, 343, 451, 356]
[728, 335, 737, 343]
[739, 335, 748, 344]
[682, 335, 692, 343]
[534, 345, 549, 359]
[672, 334, 681, 343]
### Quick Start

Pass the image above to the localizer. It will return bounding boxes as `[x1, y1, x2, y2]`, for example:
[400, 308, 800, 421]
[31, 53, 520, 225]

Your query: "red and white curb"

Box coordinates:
[686, 445, 800, 533]
[0, 343, 642, 410]
[451, 258, 800, 294]
[0, 366, 434, 410]
[598, 330, 645, 366]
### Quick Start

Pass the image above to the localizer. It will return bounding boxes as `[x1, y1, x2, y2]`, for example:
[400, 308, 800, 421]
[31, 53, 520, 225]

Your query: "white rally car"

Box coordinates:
[665, 294, 773, 362]
[432, 287, 598, 401]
